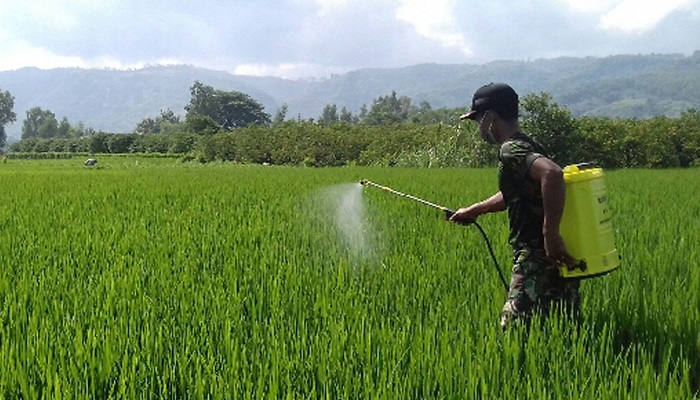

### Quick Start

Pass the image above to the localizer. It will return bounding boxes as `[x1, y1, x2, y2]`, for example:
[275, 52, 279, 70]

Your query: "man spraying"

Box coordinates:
[450, 83, 580, 329]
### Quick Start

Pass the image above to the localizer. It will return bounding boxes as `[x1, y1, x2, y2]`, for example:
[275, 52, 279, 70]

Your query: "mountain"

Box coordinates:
[2, 52, 699, 140]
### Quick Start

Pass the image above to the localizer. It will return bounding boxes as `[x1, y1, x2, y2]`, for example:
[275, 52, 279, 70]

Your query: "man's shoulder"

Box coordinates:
[500, 133, 547, 159]
[500, 134, 535, 158]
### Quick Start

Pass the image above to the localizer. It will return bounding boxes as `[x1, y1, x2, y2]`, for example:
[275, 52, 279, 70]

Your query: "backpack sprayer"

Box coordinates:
[559, 163, 620, 278]
[359, 179, 510, 291]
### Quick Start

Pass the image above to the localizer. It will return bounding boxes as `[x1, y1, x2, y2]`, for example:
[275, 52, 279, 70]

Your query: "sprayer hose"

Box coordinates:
[471, 220, 510, 293]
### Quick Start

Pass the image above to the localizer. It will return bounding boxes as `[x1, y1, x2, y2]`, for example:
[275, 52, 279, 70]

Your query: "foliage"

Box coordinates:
[21, 107, 59, 139]
[409, 103, 467, 126]
[0, 162, 697, 398]
[184, 81, 218, 119]
[134, 109, 180, 134]
[183, 114, 223, 135]
[392, 123, 498, 168]
[216, 90, 271, 129]
[19, 107, 92, 142]
[319, 104, 339, 125]
[0, 88, 15, 128]
[0, 87, 16, 149]
[521, 92, 584, 166]
[339, 106, 357, 123]
[88, 133, 110, 154]
[9, 86, 700, 169]
[184, 81, 271, 130]
[364, 91, 414, 125]
[3, 151, 78, 160]
[273, 103, 288, 125]
[576, 111, 700, 169]
[8, 111, 700, 169]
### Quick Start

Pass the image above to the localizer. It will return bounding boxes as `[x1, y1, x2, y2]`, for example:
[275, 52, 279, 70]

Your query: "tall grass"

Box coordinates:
[0, 157, 697, 398]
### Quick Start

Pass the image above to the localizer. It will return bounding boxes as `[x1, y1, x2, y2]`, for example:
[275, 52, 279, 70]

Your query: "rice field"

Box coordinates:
[0, 156, 698, 399]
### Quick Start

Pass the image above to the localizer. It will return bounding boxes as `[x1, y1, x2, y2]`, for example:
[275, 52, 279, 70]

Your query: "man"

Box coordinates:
[450, 82, 580, 329]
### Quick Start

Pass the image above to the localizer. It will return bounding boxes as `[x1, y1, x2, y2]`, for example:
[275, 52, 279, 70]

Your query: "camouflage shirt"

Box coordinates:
[498, 132, 549, 252]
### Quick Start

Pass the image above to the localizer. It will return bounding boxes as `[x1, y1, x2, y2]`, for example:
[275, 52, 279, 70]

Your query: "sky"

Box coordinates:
[0, 0, 699, 80]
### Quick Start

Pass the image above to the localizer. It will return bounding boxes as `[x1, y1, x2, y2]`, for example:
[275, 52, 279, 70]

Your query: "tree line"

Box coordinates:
[2, 82, 699, 168]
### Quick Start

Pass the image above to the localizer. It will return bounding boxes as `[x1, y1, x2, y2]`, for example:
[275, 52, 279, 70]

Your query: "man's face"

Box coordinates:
[476, 111, 497, 145]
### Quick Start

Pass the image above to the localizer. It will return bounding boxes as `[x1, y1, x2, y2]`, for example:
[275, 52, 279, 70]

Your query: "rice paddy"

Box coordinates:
[0, 157, 698, 398]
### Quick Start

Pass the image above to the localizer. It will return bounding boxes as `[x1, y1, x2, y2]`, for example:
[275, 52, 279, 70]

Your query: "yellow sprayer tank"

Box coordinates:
[559, 163, 620, 279]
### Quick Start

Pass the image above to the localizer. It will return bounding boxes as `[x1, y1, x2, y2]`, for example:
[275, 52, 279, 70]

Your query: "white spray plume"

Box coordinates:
[311, 182, 380, 261]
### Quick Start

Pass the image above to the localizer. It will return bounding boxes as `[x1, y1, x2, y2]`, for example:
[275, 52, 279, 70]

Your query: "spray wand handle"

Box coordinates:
[443, 208, 476, 225]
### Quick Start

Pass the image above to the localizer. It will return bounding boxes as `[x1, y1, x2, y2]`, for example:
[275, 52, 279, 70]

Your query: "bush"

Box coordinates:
[6, 109, 700, 168]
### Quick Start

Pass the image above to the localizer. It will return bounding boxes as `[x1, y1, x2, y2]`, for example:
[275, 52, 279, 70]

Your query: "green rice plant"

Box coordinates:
[0, 158, 697, 399]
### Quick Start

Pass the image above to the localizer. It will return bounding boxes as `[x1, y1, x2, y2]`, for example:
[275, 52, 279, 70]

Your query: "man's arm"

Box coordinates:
[529, 158, 576, 266]
[449, 191, 506, 225]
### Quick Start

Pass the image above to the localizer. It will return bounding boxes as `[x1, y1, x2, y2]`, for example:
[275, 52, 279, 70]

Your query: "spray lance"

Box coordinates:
[359, 179, 509, 292]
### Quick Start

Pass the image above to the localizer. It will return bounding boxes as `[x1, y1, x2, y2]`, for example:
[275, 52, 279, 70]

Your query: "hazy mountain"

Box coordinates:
[2, 52, 699, 140]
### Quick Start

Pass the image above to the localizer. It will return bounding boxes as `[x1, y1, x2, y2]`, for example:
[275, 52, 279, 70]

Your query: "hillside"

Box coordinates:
[1, 51, 699, 140]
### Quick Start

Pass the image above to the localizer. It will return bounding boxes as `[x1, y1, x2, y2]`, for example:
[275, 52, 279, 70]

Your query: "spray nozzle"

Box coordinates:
[359, 179, 368, 186]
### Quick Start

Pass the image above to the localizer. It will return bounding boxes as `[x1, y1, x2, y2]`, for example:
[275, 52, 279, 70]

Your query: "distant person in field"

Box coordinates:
[449, 83, 580, 330]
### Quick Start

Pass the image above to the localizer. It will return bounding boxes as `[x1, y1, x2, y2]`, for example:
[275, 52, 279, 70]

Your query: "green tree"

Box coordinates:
[57, 117, 71, 138]
[358, 104, 368, 122]
[673, 109, 700, 167]
[410, 105, 466, 125]
[0, 88, 17, 149]
[135, 109, 181, 134]
[107, 134, 137, 154]
[158, 109, 180, 125]
[184, 114, 223, 135]
[577, 117, 627, 169]
[22, 107, 60, 139]
[68, 122, 96, 138]
[168, 133, 197, 154]
[135, 117, 159, 135]
[88, 133, 109, 153]
[131, 133, 171, 153]
[273, 103, 288, 125]
[185, 81, 218, 120]
[184, 82, 271, 130]
[364, 91, 413, 125]
[520, 92, 583, 166]
[217, 91, 271, 129]
[339, 106, 356, 123]
[320, 104, 339, 125]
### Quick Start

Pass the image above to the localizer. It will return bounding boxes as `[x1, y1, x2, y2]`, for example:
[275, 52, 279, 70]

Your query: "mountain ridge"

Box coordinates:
[2, 51, 699, 140]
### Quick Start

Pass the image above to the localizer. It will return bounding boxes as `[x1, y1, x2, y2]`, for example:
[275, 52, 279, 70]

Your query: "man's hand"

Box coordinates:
[544, 232, 577, 268]
[448, 205, 480, 225]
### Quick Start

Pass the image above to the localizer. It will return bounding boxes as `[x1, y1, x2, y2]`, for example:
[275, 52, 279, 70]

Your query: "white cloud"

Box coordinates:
[560, 0, 700, 34]
[560, 0, 616, 13]
[233, 63, 348, 80]
[4, 0, 105, 31]
[0, 38, 84, 70]
[0, 32, 183, 71]
[312, 0, 351, 16]
[22, 3, 79, 30]
[1, 0, 699, 78]
[395, 0, 473, 55]
[600, 0, 697, 33]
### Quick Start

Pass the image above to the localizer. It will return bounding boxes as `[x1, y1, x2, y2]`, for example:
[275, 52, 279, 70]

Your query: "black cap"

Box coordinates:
[460, 83, 519, 120]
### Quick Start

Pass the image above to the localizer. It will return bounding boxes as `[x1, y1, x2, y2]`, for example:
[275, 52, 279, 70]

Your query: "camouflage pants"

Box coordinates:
[500, 248, 581, 329]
